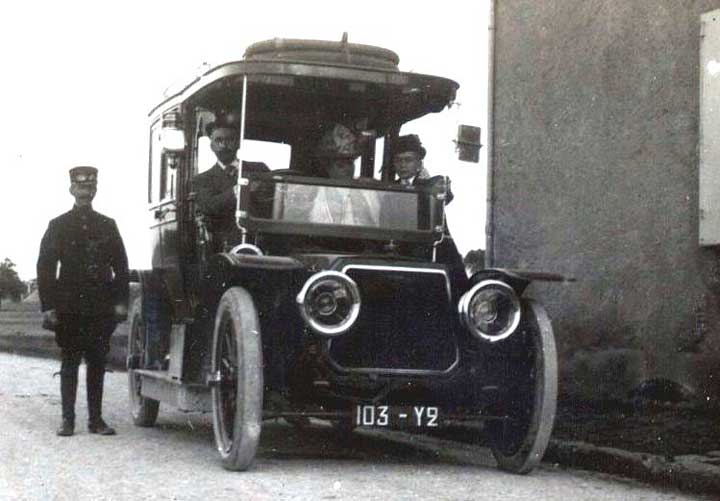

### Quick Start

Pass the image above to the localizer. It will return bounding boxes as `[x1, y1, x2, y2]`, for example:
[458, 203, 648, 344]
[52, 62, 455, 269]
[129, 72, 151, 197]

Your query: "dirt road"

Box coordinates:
[0, 353, 707, 500]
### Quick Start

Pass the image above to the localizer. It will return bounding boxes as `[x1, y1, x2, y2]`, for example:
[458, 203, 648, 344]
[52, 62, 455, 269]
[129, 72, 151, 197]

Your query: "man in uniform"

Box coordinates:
[37, 166, 129, 436]
[192, 114, 269, 250]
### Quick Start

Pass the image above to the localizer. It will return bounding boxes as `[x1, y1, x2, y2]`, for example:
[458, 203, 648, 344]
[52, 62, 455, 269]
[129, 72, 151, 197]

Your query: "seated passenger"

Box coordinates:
[392, 134, 453, 203]
[313, 123, 359, 179]
[309, 124, 380, 226]
[266, 124, 382, 256]
[192, 114, 269, 250]
[391, 134, 466, 286]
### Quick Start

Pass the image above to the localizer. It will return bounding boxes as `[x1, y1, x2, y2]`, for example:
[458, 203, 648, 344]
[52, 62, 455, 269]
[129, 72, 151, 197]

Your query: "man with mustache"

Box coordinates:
[192, 114, 269, 250]
[37, 166, 129, 436]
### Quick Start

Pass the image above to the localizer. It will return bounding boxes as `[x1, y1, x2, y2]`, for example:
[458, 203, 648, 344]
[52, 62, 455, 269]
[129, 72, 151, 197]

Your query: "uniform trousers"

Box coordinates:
[56, 315, 116, 423]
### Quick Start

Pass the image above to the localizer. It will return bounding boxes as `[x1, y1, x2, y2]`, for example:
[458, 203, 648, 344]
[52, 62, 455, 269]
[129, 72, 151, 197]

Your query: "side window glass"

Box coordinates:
[151, 121, 177, 203]
[194, 109, 217, 175]
[192, 107, 292, 174]
[149, 124, 162, 204]
[159, 154, 176, 201]
[197, 136, 215, 174]
[243, 140, 291, 171]
[374, 136, 386, 178]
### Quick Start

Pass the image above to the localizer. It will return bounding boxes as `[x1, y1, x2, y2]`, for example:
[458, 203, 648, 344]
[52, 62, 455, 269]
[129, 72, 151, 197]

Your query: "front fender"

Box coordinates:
[468, 268, 573, 296]
[468, 269, 531, 296]
[203, 252, 305, 305]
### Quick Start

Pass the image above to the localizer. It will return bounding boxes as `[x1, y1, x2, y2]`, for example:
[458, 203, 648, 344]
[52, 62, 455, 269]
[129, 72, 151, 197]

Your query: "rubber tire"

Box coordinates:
[488, 299, 557, 474]
[127, 298, 160, 427]
[211, 287, 264, 471]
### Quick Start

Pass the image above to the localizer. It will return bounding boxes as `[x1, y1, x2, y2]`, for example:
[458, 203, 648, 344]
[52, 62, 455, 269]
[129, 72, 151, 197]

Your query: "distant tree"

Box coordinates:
[0, 258, 27, 303]
[463, 249, 486, 276]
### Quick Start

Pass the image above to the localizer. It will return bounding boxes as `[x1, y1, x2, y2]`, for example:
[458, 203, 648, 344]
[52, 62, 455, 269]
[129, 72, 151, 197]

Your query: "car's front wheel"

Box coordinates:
[487, 299, 557, 474]
[210, 287, 264, 471]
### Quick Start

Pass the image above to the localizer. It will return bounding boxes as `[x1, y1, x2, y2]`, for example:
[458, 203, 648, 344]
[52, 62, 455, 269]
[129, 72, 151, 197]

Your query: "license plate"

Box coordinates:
[354, 405, 441, 428]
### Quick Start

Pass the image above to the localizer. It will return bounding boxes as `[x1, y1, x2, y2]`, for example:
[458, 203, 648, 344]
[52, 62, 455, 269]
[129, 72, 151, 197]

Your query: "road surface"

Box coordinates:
[0, 353, 706, 500]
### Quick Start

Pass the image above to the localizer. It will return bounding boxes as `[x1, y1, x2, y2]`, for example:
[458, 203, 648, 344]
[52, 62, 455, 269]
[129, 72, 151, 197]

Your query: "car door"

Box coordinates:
[149, 118, 187, 320]
[148, 122, 164, 271]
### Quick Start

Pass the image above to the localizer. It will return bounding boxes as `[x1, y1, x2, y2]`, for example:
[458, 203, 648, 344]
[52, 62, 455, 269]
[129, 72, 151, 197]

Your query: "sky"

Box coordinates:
[0, 0, 489, 281]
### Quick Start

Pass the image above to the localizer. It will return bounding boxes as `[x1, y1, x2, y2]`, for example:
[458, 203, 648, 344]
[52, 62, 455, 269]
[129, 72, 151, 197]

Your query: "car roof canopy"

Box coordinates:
[150, 38, 459, 143]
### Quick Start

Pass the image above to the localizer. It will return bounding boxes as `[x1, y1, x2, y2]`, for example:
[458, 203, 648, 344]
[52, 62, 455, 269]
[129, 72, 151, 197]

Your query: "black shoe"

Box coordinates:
[88, 419, 116, 435]
[56, 419, 74, 437]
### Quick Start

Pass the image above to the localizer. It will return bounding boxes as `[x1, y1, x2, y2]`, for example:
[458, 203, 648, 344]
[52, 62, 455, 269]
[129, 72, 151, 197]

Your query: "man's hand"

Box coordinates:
[42, 309, 58, 331]
[114, 304, 128, 322]
[430, 178, 446, 194]
[430, 176, 453, 204]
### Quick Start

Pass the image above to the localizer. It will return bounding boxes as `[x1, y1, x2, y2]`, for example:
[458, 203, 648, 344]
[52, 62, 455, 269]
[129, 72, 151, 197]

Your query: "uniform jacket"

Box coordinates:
[192, 161, 270, 234]
[37, 205, 129, 317]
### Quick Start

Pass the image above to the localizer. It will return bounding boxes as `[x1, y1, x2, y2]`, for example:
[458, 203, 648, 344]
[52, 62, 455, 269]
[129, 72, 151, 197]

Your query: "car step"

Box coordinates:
[134, 369, 211, 412]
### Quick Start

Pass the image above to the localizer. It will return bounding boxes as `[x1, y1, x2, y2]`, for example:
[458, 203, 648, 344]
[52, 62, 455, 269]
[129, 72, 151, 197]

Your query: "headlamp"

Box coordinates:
[458, 280, 521, 342]
[297, 271, 361, 337]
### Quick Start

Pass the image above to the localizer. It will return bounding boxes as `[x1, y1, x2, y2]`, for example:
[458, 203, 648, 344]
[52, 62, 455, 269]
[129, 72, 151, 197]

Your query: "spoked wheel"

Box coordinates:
[127, 298, 160, 427]
[487, 299, 557, 474]
[211, 287, 264, 471]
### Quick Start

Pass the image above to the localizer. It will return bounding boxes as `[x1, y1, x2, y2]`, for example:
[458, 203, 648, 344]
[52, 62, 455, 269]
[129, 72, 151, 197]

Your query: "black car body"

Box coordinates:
[128, 38, 561, 473]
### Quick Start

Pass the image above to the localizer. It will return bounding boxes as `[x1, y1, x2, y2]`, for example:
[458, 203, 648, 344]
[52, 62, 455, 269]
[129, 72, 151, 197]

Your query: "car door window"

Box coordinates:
[193, 108, 291, 175]
[149, 122, 162, 204]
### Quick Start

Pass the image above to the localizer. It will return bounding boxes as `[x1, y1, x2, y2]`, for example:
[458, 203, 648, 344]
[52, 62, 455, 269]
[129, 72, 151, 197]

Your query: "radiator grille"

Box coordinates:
[328, 265, 457, 373]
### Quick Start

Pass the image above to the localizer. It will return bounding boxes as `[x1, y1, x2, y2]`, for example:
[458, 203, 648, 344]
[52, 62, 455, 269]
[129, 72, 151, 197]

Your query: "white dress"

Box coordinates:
[309, 187, 380, 226]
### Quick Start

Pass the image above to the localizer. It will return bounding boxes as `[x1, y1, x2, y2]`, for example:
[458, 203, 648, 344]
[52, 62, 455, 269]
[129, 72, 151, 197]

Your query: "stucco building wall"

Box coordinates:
[492, 0, 720, 402]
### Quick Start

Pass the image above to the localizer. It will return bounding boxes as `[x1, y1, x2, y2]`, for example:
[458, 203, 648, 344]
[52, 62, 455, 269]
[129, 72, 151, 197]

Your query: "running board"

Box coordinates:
[135, 369, 211, 412]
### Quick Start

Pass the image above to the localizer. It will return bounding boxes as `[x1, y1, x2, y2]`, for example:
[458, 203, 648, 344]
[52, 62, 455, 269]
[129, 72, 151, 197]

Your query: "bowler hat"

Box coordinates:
[205, 112, 241, 137]
[392, 134, 426, 159]
[69, 166, 98, 184]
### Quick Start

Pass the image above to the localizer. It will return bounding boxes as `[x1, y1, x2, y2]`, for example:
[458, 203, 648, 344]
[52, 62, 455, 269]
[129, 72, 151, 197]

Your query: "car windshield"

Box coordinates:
[243, 177, 440, 238]
[181, 63, 465, 246]
[273, 182, 424, 230]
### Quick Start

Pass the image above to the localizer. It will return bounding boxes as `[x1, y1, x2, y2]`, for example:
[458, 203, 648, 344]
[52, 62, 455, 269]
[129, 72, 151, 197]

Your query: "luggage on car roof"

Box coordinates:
[244, 36, 400, 70]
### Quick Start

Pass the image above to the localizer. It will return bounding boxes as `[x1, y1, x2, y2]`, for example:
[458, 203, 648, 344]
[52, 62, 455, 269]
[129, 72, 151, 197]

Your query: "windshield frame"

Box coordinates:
[239, 173, 445, 244]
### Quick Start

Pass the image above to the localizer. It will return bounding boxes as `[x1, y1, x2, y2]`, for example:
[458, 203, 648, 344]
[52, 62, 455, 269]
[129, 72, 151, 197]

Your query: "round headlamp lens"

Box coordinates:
[470, 290, 499, 325]
[308, 280, 348, 319]
[297, 272, 361, 337]
[459, 280, 521, 342]
[314, 291, 338, 316]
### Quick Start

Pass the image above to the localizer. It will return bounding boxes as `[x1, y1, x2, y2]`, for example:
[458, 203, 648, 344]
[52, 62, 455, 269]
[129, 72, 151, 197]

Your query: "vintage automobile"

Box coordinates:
[127, 37, 561, 473]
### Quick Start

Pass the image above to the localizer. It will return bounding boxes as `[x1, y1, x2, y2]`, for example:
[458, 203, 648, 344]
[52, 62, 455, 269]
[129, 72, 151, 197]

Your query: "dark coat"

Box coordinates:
[412, 175, 454, 204]
[192, 161, 270, 234]
[37, 205, 129, 318]
[397, 175, 466, 288]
